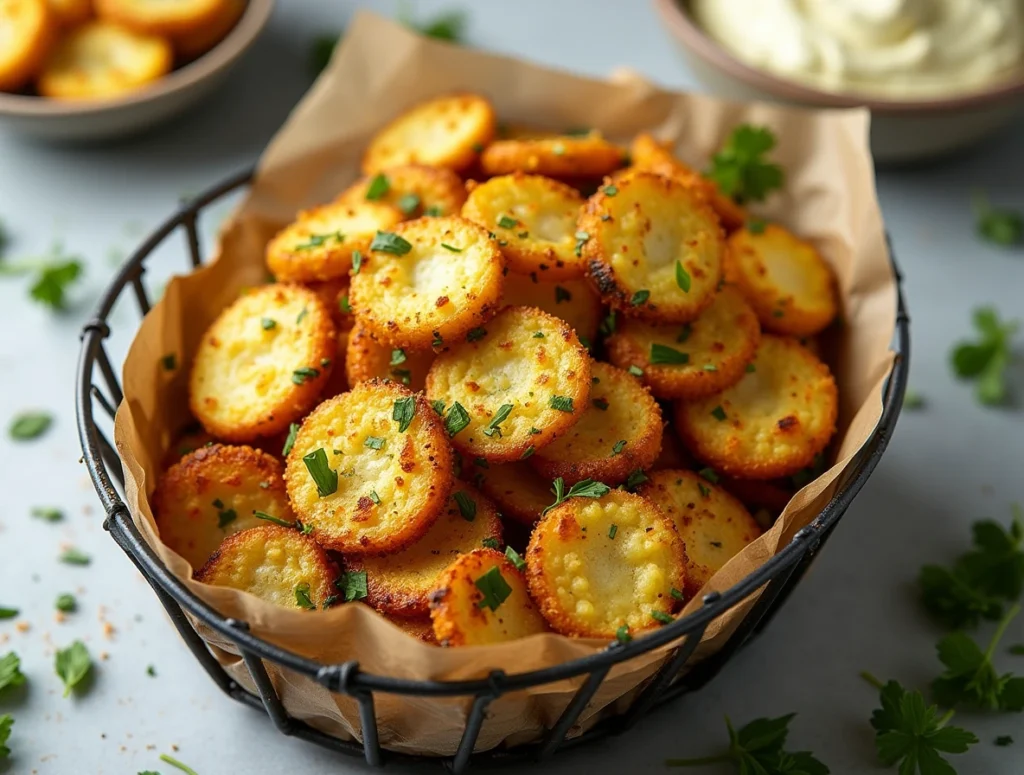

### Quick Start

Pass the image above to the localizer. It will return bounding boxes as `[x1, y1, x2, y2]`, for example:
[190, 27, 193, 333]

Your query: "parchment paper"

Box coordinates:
[113, 12, 896, 755]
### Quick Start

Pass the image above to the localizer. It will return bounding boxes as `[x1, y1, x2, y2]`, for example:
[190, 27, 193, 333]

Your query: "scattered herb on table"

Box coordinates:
[31, 506, 63, 522]
[0, 714, 11, 761]
[0, 652, 26, 693]
[54, 640, 92, 697]
[55, 593, 76, 613]
[0, 608, 17, 620]
[9, 411, 52, 441]
[158, 753, 201, 775]
[973, 192, 1023, 247]
[903, 390, 926, 410]
[59, 547, 91, 566]
[706, 124, 784, 204]
[950, 307, 1019, 406]
[310, 33, 341, 76]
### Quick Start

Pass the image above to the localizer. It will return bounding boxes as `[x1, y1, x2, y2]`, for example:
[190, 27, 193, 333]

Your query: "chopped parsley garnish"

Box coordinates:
[520, 445, 535, 459]
[698, 482, 711, 498]
[628, 365, 644, 377]
[624, 469, 648, 491]
[294, 583, 316, 610]
[474, 457, 489, 468]
[303, 448, 338, 497]
[711, 405, 728, 421]
[611, 440, 626, 456]
[574, 230, 590, 257]
[698, 467, 720, 483]
[549, 395, 574, 412]
[396, 193, 421, 215]
[281, 422, 299, 457]
[364, 436, 385, 450]
[603, 184, 618, 196]
[554, 285, 572, 303]
[294, 231, 343, 251]
[217, 506, 237, 529]
[706, 124, 784, 204]
[424, 205, 444, 217]
[54, 640, 91, 697]
[30, 256, 84, 310]
[675, 260, 691, 292]
[369, 490, 381, 505]
[339, 295, 352, 314]
[336, 570, 368, 602]
[592, 397, 609, 411]
[444, 401, 471, 437]
[650, 343, 689, 365]
[292, 366, 320, 385]
[505, 546, 526, 572]
[746, 218, 767, 234]
[370, 231, 413, 255]
[474, 567, 512, 612]
[600, 311, 617, 336]
[950, 306, 1018, 406]
[676, 324, 692, 343]
[9, 411, 52, 441]
[497, 215, 518, 229]
[467, 327, 487, 342]
[161, 353, 177, 371]
[529, 427, 542, 435]
[974, 192, 1023, 247]
[745, 363, 757, 373]
[365, 173, 390, 201]
[544, 477, 611, 516]
[616, 625, 631, 644]
[31, 507, 62, 522]
[54, 593, 76, 613]
[393, 396, 416, 432]
[671, 588, 684, 601]
[482, 404, 513, 437]
[432, 399, 446, 415]
[651, 610, 673, 625]
[441, 243, 462, 253]
[608, 524, 618, 539]
[454, 491, 477, 521]
[702, 364, 718, 372]
[630, 290, 650, 306]
[261, 317, 277, 330]
[431, 331, 443, 348]
[253, 511, 294, 528]
[351, 250, 363, 274]
[59, 547, 90, 566]
[158, 753, 202, 775]
[533, 331, 545, 338]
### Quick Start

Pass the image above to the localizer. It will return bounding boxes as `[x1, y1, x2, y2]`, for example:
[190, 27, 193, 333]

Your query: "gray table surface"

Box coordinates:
[1, 1, 1023, 773]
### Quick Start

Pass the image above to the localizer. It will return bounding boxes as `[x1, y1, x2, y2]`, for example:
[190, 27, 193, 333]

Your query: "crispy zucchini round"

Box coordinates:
[674, 335, 838, 480]
[189, 284, 336, 442]
[480, 132, 624, 178]
[194, 525, 339, 610]
[425, 306, 592, 462]
[461, 173, 586, 280]
[501, 273, 602, 344]
[339, 165, 468, 219]
[346, 486, 502, 618]
[0, 0, 54, 92]
[526, 490, 685, 638]
[604, 285, 760, 400]
[348, 216, 506, 351]
[362, 93, 496, 174]
[430, 548, 547, 646]
[170, 0, 243, 61]
[462, 458, 554, 526]
[725, 224, 838, 337]
[345, 320, 434, 392]
[266, 200, 403, 284]
[531, 361, 662, 486]
[93, 0, 225, 36]
[638, 469, 761, 599]
[579, 171, 724, 324]
[46, 0, 90, 26]
[283, 380, 453, 554]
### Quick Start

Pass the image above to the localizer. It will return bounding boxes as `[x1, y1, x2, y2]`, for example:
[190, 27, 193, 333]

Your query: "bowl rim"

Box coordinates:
[0, 0, 275, 118]
[655, 0, 1024, 115]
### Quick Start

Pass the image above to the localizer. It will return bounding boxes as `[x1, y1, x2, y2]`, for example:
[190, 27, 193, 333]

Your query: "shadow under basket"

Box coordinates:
[75, 168, 911, 773]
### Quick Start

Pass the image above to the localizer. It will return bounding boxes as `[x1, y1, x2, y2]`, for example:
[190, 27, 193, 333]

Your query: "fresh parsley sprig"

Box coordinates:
[950, 307, 1019, 406]
[543, 477, 610, 516]
[0, 242, 85, 311]
[973, 192, 1023, 247]
[706, 125, 784, 204]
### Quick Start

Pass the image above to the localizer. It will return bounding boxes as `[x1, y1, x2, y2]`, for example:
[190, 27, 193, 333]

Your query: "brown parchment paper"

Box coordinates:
[113, 11, 896, 756]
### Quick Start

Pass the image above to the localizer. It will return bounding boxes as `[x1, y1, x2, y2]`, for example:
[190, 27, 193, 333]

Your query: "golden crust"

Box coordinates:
[345, 320, 434, 392]
[430, 548, 547, 646]
[348, 216, 506, 351]
[675, 335, 838, 480]
[531, 361, 663, 486]
[189, 284, 337, 442]
[461, 173, 586, 280]
[283, 380, 453, 554]
[362, 93, 496, 174]
[170, 0, 243, 60]
[638, 469, 761, 598]
[194, 525, 339, 610]
[0, 0, 55, 92]
[717, 474, 794, 518]
[425, 306, 592, 462]
[346, 485, 502, 617]
[501, 273, 602, 344]
[161, 423, 216, 469]
[579, 171, 724, 324]
[480, 133, 624, 178]
[526, 490, 685, 638]
[46, 0, 90, 27]
[459, 456, 554, 526]
[725, 224, 839, 337]
[338, 165, 468, 219]
[604, 285, 761, 400]
[94, 0, 226, 37]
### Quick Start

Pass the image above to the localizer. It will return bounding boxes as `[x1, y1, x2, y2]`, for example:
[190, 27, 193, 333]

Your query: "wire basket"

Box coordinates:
[75, 168, 910, 773]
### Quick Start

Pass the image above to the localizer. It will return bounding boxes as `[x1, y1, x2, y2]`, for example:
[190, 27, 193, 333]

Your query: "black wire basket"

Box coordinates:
[76, 168, 911, 773]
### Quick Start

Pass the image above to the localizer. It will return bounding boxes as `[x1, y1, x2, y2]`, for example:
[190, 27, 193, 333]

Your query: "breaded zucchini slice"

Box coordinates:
[579, 171, 724, 324]
[362, 93, 497, 174]
[93, 0, 226, 37]
[339, 165, 468, 219]
[154, 443, 294, 569]
[345, 486, 502, 617]
[462, 458, 554, 526]
[480, 131, 625, 178]
[526, 490, 685, 638]
[283, 380, 453, 554]
[348, 216, 505, 351]
[430, 548, 547, 646]
[604, 285, 760, 400]
[425, 306, 591, 462]
[502, 273, 602, 344]
[304, 277, 354, 331]
[0, 0, 54, 92]
[531, 361, 662, 486]
[461, 173, 586, 280]
[388, 615, 437, 644]
[47, 0, 92, 27]
[170, 0, 243, 61]
[725, 224, 838, 337]
[675, 335, 837, 480]
[638, 469, 761, 598]
[266, 200, 403, 284]
[190, 284, 336, 441]
[345, 321, 434, 392]
[194, 525, 339, 610]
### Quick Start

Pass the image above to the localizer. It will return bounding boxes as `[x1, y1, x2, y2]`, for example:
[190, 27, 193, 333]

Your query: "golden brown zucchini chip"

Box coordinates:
[461, 173, 586, 280]
[501, 273, 602, 344]
[674, 335, 837, 480]
[362, 93, 497, 174]
[1, 0, 55, 92]
[284, 380, 453, 554]
[638, 469, 761, 599]
[94, 0, 226, 36]
[346, 486, 501, 618]
[526, 490, 685, 639]
[579, 171, 724, 324]
[190, 284, 336, 442]
[531, 361, 662, 486]
[430, 548, 547, 646]
[604, 286, 760, 400]
[480, 132, 624, 178]
[725, 224, 838, 337]
[46, 0, 91, 26]
[345, 321, 434, 392]
[194, 525, 339, 610]
[339, 165, 468, 219]
[170, 0, 243, 60]
[425, 306, 591, 462]
[461, 458, 554, 526]
[348, 216, 505, 351]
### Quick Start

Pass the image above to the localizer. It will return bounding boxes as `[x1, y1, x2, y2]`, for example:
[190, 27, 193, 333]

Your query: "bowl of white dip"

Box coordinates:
[655, 0, 1024, 163]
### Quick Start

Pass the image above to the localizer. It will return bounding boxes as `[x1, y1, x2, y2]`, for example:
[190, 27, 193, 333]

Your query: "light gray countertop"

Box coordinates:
[1, 1, 1022, 773]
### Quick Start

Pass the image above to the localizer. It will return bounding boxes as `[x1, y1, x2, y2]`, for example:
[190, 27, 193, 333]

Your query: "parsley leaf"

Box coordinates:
[543, 477, 610, 516]
[444, 401, 471, 437]
[294, 583, 316, 610]
[0, 608, 16, 620]
[392, 396, 416, 432]
[454, 491, 476, 521]
[482, 404, 513, 438]
[474, 567, 512, 611]
[974, 192, 1023, 247]
[706, 124, 784, 204]
[549, 395, 574, 412]
[370, 231, 412, 256]
[0, 652, 26, 693]
[54, 640, 92, 697]
[59, 547, 90, 565]
[0, 715, 11, 761]
[650, 343, 689, 365]
[55, 593, 76, 613]
[950, 307, 1019, 406]
[504, 546, 526, 572]
[336, 570, 368, 602]
[310, 33, 340, 75]
[9, 411, 52, 441]
[158, 753, 201, 775]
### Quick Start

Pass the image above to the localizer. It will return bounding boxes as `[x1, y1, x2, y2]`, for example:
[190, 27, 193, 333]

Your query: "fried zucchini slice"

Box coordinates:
[462, 458, 554, 526]
[0, 0, 54, 93]
[46, 0, 91, 27]
[170, 0, 242, 60]
[501, 273, 602, 344]
[362, 93, 497, 174]
[190, 284, 336, 442]
[194, 525, 339, 610]
[266, 200, 403, 284]
[348, 216, 505, 351]
[638, 469, 761, 598]
[604, 286, 760, 400]
[725, 224, 838, 337]
[579, 171, 724, 324]
[304, 277, 354, 331]
[94, 0, 226, 36]
[480, 132, 624, 178]
[531, 361, 662, 486]
[345, 320, 434, 392]
[425, 306, 591, 462]
[526, 490, 684, 638]
[674, 335, 837, 480]
[346, 486, 502, 617]
[283, 380, 453, 554]
[388, 615, 437, 644]
[339, 165, 468, 219]
[461, 173, 586, 280]
[430, 548, 547, 646]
